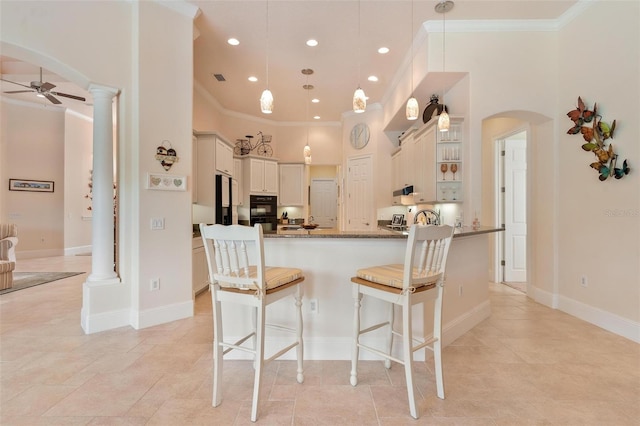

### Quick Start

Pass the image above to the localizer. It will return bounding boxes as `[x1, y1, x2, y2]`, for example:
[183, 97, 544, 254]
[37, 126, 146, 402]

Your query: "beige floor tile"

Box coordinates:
[2, 257, 639, 425]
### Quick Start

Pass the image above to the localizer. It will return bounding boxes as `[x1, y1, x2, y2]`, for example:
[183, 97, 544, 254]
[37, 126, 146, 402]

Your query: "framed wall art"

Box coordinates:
[146, 173, 187, 191]
[9, 179, 55, 193]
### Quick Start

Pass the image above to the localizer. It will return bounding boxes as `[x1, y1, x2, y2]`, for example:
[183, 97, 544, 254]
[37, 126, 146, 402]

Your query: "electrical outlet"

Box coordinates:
[458, 284, 463, 296]
[309, 298, 318, 314]
[150, 278, 160, 291]
[580, 276, 588, 288]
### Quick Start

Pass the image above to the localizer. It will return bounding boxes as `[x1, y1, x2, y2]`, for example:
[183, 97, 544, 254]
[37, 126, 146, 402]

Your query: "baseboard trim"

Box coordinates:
[64, 245, 92, 256]
[534, 287, 639, 343]
[81, 307, 131, 334]
[131, 300, 194, 330]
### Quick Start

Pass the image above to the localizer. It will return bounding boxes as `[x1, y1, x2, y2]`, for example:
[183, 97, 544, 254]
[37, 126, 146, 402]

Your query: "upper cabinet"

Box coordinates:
[215, 139, 234, 176]
[243, 156, 278, 198]
[412, 125, 436, 203]
[398, 129, 416, 189]
[391, 117, 464, 205]
[193, 131, 234, 223]
[436, 118, 463, 203]
[279, 163, 304, 206]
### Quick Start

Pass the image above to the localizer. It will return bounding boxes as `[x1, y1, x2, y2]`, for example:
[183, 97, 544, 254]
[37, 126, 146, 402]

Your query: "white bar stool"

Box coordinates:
[349, 224, 454, 419]
[200, 223, 305, 422]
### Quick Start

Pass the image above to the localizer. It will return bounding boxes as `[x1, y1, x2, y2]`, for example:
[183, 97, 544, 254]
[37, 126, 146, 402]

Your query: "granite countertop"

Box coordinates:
[193, 225, 504, 239]
[266, 225, 504, 239]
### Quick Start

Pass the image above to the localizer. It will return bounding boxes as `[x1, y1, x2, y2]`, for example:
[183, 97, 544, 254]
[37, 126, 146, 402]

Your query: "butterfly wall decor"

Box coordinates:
[566, 96, 630, 181]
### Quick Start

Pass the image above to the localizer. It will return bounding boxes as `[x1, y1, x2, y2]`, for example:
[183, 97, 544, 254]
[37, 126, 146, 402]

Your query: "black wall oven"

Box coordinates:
[250, 195, 277, 233]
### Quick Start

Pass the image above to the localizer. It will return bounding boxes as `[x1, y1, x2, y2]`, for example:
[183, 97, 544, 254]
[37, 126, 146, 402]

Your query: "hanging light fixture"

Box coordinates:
[406, 0, 419, 120]
[353, 0, 366, 113]
[260, 0, 274, 114]
[302, 69, 313, 164]
[436, 0, 454, 132]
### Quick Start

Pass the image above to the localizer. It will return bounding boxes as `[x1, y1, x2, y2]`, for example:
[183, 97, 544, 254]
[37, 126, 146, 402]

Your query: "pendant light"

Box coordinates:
[302, 69, 313, 164]
[353, 0, 366, 113]
[260, 0, 274, 114]
[406, 0, 419, 120]
[436, 0, 454, 132]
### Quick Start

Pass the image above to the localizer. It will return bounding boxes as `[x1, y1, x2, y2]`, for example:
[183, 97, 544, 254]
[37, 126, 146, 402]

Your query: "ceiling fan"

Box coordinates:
[1, 67, 86, 104]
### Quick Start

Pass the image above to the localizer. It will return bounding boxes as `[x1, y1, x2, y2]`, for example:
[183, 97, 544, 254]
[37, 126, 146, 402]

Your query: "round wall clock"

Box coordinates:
[350, 123, 370, 149]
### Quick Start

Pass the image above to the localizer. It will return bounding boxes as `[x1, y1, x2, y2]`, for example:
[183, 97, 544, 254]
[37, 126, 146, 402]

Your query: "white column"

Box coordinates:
[87, 84, 120, 283]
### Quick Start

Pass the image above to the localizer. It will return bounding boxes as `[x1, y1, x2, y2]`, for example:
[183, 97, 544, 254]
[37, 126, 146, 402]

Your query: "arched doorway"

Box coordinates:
[481, 111, 554, 297]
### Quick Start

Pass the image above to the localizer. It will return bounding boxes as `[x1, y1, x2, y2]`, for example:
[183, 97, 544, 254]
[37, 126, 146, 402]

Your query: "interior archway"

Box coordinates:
[481, 110, 555, 297]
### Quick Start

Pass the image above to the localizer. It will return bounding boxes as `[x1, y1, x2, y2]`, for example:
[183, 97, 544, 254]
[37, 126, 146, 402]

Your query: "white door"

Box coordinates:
[504, 137, 527, 282]
[310, 179, 337, 228]
[346, 155, 373, 231]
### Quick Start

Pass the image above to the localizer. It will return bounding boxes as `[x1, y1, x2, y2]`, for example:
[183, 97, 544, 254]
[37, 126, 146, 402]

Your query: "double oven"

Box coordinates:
[249, 195, 278, 233]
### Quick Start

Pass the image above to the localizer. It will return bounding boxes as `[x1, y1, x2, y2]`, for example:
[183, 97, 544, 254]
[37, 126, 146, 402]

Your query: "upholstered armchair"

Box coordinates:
[0, 224, 18, 290]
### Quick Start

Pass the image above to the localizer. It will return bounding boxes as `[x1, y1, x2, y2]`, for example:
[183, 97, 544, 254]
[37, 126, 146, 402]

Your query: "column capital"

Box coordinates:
[88, 84, 120, 99]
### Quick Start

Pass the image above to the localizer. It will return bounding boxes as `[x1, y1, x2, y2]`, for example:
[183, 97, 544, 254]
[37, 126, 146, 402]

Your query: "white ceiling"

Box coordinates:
[1, 0, 577, 128]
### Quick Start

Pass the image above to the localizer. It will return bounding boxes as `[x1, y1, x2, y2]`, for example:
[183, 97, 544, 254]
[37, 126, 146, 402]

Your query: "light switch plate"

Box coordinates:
[151, 217, 165, 230]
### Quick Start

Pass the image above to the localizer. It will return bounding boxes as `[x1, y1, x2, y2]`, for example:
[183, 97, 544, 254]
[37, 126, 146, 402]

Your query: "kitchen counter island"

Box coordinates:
[215, 226, 503, 360]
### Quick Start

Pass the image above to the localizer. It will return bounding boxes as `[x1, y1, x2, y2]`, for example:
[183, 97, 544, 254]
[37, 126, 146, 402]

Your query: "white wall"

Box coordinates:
[63, 111, 94, 254]
[557, 1, 639, 328]
[1, 0, 199, 332]
[1, 99, 66, 258]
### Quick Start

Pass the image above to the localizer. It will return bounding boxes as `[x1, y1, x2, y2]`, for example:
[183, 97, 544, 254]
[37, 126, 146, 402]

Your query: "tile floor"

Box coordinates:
[1, 255, 639, 425]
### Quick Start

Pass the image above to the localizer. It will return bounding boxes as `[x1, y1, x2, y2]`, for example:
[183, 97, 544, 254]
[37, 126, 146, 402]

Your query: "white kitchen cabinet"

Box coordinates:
[436, 118, 463, 202]
[412, 125, 436, 203]
[215, 139, 234, 176]
[399, 128, 416, 188]
[192, 238, 209, 295]
[221, 175, 230, 207]
[231, 178, 239, 206]
[243, 156, 278, 198]
[233, 158, 243, 206]
[193, 131, 234, 223]
[391, 150, 401, 193]
[279, 163, 304, 206]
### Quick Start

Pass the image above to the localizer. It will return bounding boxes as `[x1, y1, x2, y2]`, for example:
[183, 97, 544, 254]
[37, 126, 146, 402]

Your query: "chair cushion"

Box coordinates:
[217, 266, 303, 291]
[356, 264, 441, 289]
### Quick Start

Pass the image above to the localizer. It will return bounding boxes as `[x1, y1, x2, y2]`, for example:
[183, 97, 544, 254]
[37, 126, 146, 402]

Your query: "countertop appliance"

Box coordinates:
[250, 195, 277, 233]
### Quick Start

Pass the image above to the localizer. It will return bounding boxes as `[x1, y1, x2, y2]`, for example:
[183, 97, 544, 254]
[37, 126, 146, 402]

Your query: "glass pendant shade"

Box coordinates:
[438, 110, 450, 132]
[260, 89, 274, 114]
[406, 97, 419, 120]
[353, 87, 366, 113]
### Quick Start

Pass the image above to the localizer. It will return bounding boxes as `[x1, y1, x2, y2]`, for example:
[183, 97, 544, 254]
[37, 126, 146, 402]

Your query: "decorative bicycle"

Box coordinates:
[234, 131, 273, 157]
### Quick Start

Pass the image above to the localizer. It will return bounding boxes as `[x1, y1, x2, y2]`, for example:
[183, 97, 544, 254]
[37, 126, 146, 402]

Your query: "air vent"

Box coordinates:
[213, 73, 226, 82]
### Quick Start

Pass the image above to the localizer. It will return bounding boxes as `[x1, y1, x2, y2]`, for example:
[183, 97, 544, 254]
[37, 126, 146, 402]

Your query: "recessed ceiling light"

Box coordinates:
[227, 38, 240, 46]
[314, 116, 320, 120]
[248, 76, 258, 82]
[368, 75, 379, 82]
[311, 98, 319, 103]
[378, 47, 389, 54]
[306, 39, 318, 47]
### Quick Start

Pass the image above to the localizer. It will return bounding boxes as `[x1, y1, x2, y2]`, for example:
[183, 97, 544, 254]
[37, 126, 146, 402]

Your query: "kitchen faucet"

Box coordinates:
[413, 209, 440, 225]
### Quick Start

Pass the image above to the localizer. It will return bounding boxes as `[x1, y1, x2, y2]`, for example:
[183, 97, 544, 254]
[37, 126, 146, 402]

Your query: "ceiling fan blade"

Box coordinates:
[51, 91, 86, 102]
[0, 78, 33, 89]
[44, 93, 62, 105]
[40, 81, 56, 91]
[4, 90, 35, 94]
